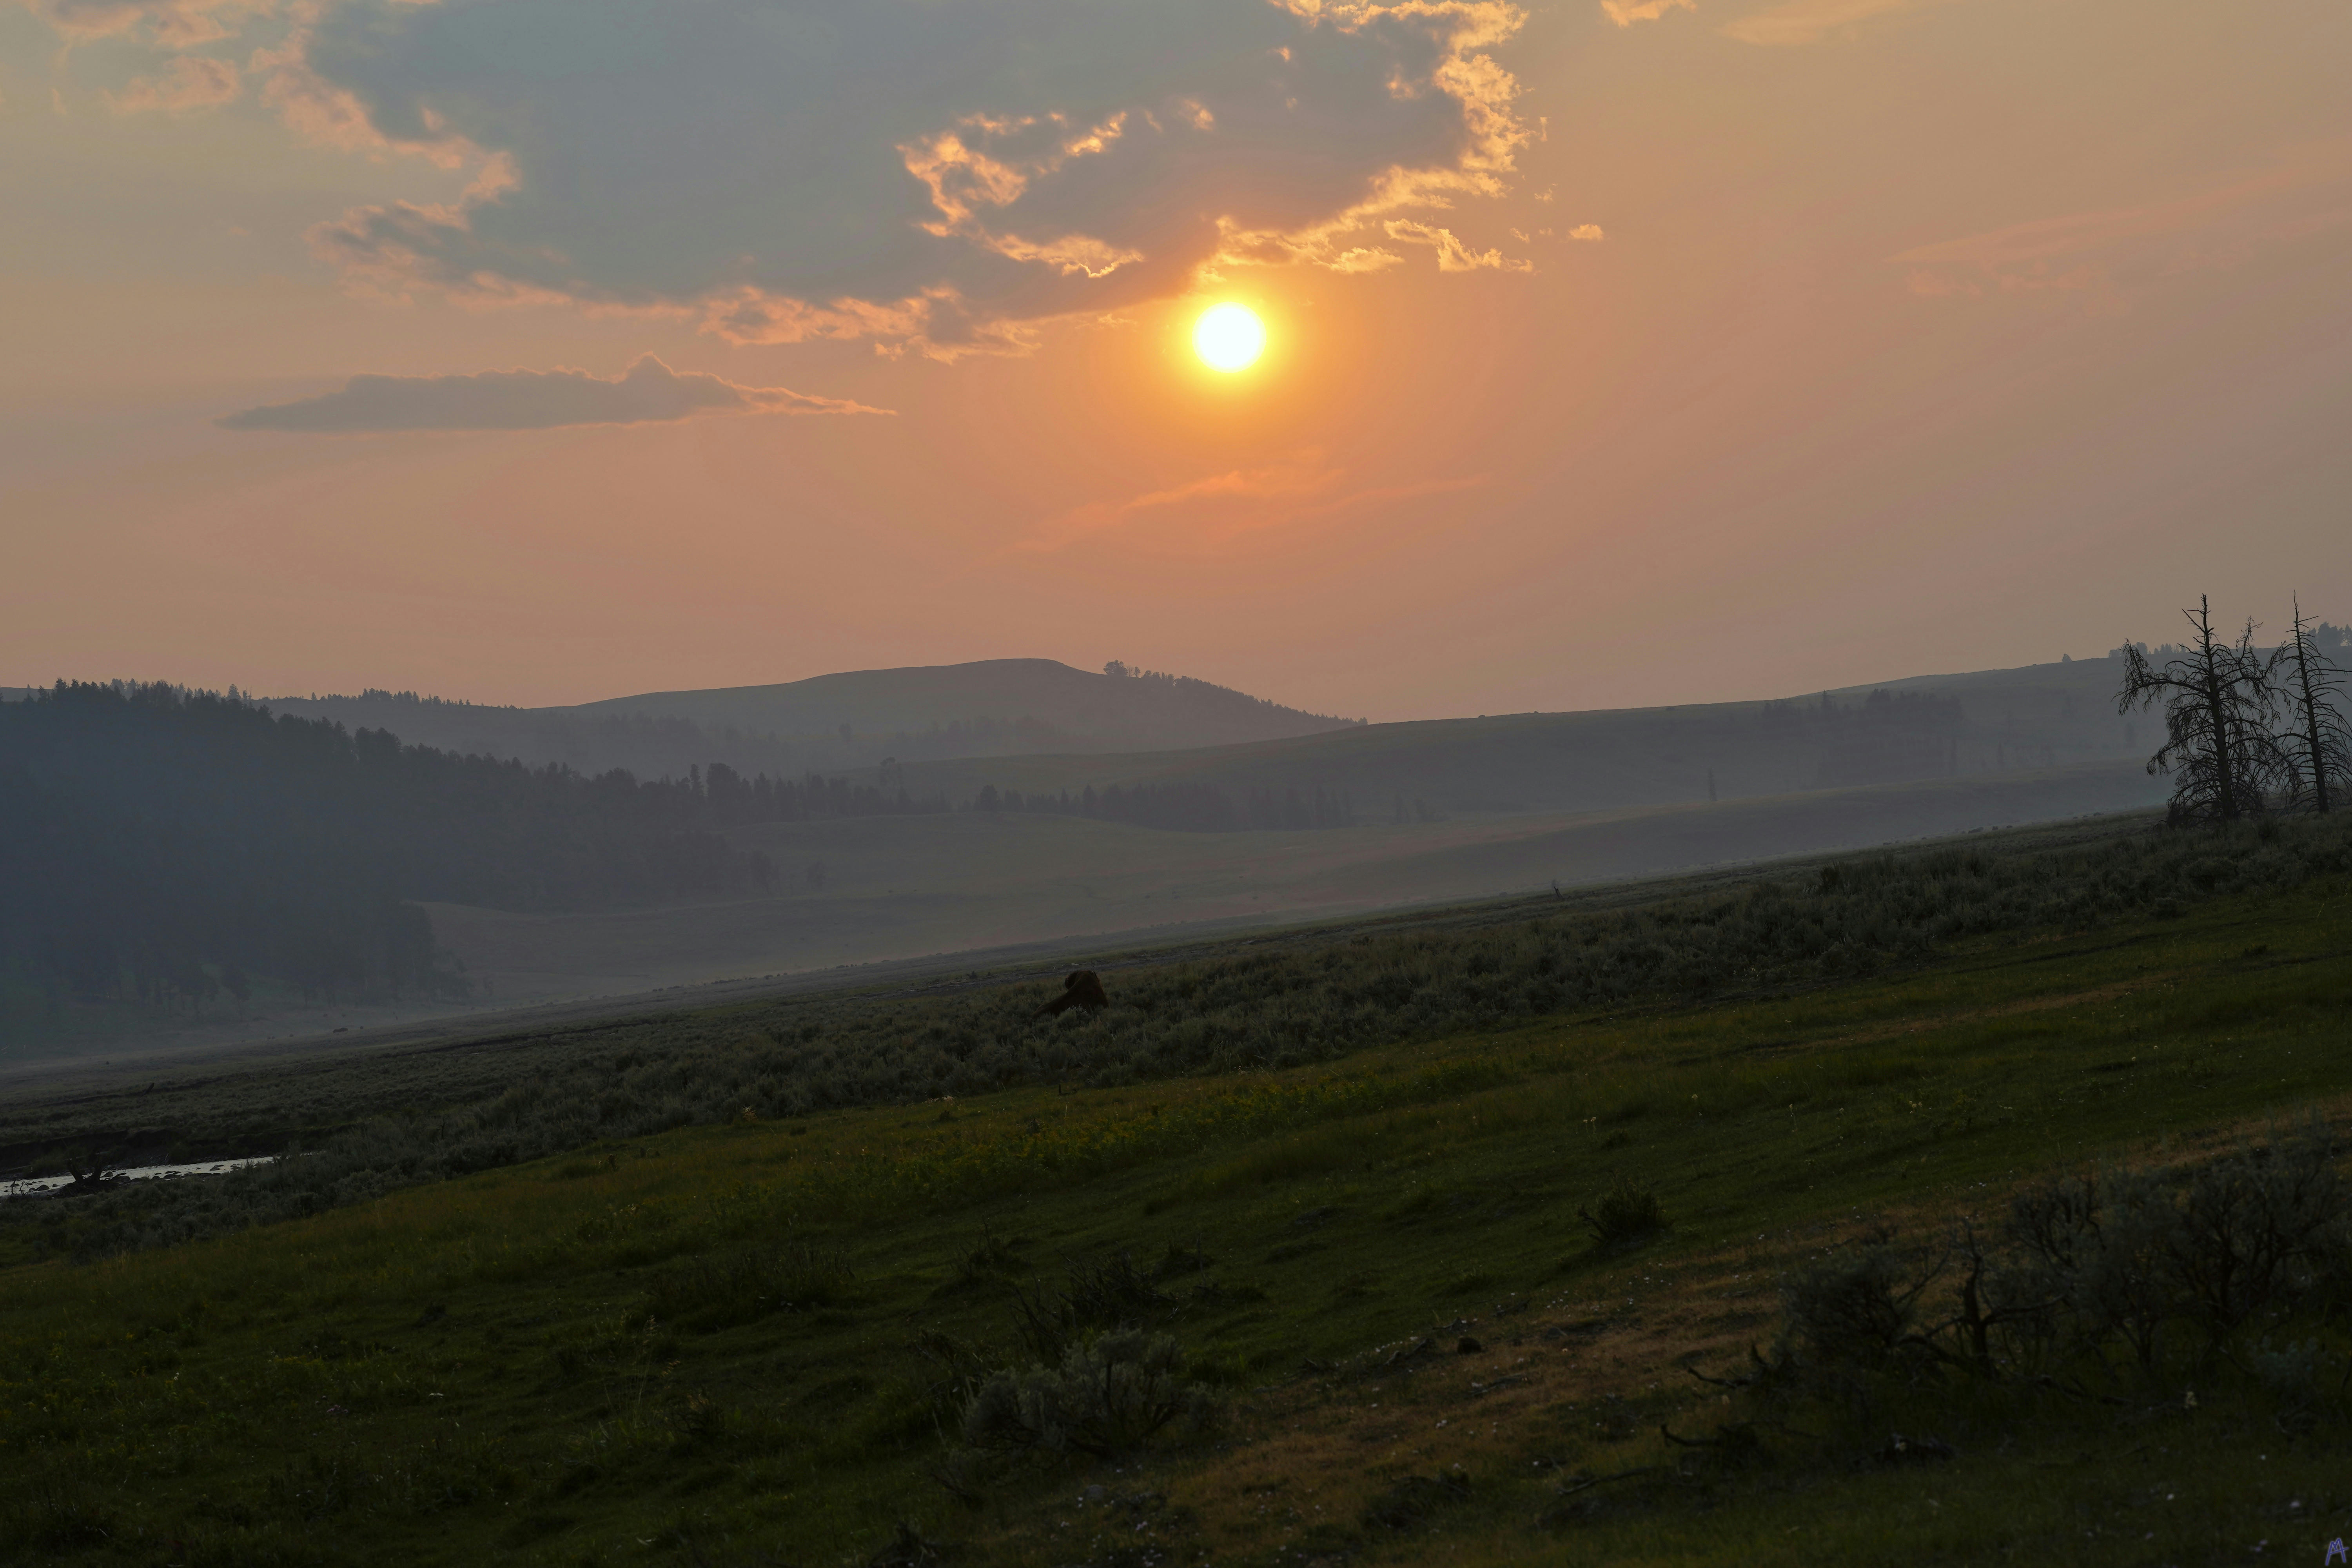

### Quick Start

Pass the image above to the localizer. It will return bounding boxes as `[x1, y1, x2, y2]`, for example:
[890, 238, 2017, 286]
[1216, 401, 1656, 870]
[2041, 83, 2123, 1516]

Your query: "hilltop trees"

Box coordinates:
[964, 778, 1355, 831]
[2118, 595, 2348, 824]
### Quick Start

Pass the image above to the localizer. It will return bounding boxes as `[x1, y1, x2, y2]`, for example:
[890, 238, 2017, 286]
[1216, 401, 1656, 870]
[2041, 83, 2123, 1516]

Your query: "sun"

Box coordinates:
[1192, 303, 1265, 373]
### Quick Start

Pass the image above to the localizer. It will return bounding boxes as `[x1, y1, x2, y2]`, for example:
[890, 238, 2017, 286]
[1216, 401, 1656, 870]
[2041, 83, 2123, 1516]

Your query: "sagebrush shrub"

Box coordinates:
[1580, 1180, 1664, 1252]
[960, 1330, 1211, 1457]
[1765, 1121, 2352, 1402]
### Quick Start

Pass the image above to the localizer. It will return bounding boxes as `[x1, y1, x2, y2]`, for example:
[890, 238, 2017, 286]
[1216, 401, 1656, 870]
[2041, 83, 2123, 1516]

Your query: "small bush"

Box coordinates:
[953, 1230, 1023, 1288]
[1580, 1180, 1664, 1252]
[1758, 1118, 2352, 1408]
[960, 1330, 1213, 1457]
[2247, 1336, 2327, 1412]
[1011, 1250, 1168, 1362]
[1776, 1233, 1944, 1389]
[2002, 1121, 2350, 1377]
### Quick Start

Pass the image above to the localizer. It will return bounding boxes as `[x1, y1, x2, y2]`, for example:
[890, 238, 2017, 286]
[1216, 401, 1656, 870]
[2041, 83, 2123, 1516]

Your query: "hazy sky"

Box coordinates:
[4, 0, 2347, 720]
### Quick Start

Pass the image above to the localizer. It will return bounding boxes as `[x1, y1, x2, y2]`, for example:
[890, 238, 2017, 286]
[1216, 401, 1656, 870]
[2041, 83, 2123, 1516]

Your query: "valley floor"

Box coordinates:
[434, 764, 2167, 1008]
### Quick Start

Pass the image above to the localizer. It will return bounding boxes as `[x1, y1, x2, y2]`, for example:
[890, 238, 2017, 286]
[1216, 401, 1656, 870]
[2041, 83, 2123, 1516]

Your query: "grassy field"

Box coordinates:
[3, 823, 2348, 1565]
[5, 805, 2302, 1251]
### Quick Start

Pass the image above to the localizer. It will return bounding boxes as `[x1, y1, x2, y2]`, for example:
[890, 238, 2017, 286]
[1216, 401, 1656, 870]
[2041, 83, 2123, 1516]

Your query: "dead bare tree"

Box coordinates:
[2277, 596, 2351, 815]
[2116, 595, 2287, 825]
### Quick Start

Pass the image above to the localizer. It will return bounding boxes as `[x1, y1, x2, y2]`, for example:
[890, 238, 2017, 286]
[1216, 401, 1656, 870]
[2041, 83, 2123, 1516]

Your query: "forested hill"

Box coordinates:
[0, 684, 936, 1036]
[569, 659, 1364, 750]
[259, 659, 1364, 779]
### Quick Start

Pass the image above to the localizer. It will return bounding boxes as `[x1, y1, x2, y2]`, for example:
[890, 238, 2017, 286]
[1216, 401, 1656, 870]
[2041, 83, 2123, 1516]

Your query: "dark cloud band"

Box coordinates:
[288, 0, 1530, 358]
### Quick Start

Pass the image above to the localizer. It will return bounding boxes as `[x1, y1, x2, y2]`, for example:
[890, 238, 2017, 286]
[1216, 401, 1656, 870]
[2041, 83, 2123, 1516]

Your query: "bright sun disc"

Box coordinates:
[1193, 303, 1265, 372]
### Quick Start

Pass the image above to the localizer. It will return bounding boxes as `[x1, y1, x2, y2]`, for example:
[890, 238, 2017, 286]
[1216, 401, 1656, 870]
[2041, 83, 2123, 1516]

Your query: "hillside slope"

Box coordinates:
[572, 658, 1361, 750]
[4, 820, 2348, 1566]
[891, 657, 2149, 817]
[415, 763, 2165, 1010]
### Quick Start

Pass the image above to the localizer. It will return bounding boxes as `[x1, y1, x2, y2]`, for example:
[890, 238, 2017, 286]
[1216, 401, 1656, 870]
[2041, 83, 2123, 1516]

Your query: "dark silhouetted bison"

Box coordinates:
[1036, 969, 1110, 1018]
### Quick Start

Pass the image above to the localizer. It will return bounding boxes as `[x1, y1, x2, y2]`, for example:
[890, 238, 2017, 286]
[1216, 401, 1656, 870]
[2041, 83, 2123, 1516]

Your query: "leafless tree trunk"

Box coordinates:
[2116, 595, 2287, 825]
[2278, 595, 2351, 814]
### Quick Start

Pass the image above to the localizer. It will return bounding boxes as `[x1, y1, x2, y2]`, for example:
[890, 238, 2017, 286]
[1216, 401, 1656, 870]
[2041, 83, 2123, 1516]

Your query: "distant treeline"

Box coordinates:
[0, 684, 937, 1024]
[968, 780, 1354, 831]
[699, 761, 945, 824]
[2112, 621, 2349, 661]
[1758, 688, 1980, 789]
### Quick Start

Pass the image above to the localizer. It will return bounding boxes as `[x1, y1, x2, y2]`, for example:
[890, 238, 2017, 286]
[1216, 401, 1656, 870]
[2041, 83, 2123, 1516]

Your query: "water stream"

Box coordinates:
[0, 1156, 279, 1200]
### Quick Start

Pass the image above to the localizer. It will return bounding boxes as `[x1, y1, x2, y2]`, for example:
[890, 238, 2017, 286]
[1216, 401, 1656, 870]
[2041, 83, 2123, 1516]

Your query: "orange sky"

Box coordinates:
[3, 0, 2348, 720]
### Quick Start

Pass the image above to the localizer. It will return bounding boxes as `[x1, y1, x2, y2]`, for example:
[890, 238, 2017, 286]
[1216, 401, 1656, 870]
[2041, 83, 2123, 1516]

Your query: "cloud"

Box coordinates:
[21, 0, 260, 46]
[218, 354, 891, 433]
[106, 53, 239, 113]
[1892, 140, 2352, 303]
[1568, 223, 1605, 241]
[1026, 452, 1484, 553]
[1720, 0, 1943, 47]
[1384, 218, 1533, 272]
[223, 0, 1532, 358]
[1601, 0, 1695, 25]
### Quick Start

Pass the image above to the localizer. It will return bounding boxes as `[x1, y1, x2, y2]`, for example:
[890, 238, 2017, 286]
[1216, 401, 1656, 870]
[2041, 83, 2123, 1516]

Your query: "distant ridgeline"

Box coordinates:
[2111, 624, 2350, 662]
[260, 659, 1368, 778]
[0, 683, 939, 1025]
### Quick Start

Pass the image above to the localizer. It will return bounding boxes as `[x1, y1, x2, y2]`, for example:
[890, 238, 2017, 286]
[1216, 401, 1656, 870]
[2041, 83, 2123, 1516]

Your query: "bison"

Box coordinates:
[1036, 969, 1110, 1019]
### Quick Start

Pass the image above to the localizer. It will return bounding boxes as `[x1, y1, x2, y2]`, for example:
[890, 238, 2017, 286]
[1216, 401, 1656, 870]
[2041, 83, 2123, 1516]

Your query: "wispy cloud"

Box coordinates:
[1893, 140, 2352, 304]
[22, 0, 260, 47]
[106, 53, 238, 113]
[1720, 0, 1944, 47]
[1600, 0, 1695, 26]
[1384, 218, 1534, 272]
[1025, 453, 1484, 554]
[218, 354, 891, 433]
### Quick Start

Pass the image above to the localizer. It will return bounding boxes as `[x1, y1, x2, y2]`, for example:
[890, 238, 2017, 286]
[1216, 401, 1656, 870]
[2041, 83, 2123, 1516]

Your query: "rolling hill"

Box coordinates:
[254, 659, 1364, 779]
[879, 655, 2148, 817]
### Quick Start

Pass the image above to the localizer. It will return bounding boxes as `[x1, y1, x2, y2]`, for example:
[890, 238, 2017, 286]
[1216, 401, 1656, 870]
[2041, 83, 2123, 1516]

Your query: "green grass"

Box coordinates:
[3, 859, 2350, 1564]
[16, 807, 2346, 1271]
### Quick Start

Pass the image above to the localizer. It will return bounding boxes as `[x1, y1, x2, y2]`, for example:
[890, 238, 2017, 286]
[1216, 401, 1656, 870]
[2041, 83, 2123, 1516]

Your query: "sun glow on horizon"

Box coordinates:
[1192, 303, 1266, 372]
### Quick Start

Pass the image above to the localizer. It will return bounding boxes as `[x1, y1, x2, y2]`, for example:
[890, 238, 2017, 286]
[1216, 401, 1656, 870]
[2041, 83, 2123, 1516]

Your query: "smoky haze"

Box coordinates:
[1, 648, 2231, 1062]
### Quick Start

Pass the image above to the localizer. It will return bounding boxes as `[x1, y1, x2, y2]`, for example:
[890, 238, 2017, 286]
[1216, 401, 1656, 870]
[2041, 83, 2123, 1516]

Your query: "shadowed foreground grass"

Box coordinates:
[3, 866, 2350, 1565]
